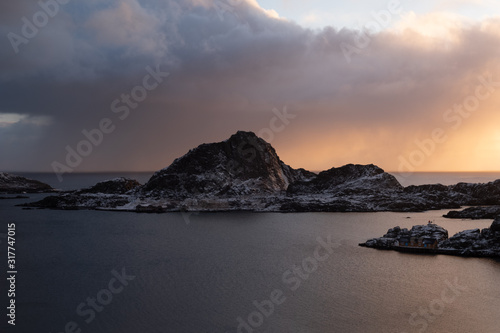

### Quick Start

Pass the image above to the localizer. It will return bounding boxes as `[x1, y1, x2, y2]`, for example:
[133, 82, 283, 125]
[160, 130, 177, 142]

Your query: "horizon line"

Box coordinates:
[5, 170, 500, 174]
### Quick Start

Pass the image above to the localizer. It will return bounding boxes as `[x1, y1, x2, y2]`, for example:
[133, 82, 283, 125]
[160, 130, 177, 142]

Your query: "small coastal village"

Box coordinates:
[393, 222, 444, 250]
[360, 219, 500, 258]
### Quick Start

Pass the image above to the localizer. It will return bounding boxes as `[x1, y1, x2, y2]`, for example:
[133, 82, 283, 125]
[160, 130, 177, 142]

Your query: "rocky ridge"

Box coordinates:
[19, 131, 500, 213]
[444, 206, 500, 219]
[0, 172, 55, 194]
[24, 177, 140, 210]
[362, 224, 449, 249]
[141, 131, 315, 198]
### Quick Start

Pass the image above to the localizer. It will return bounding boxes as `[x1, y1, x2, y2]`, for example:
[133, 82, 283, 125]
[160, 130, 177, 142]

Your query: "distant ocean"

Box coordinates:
[2, 172, 500, 333]
[392, 171, 500, 187]
[12, 172, 155, 191]
[12, 171, 500, 191]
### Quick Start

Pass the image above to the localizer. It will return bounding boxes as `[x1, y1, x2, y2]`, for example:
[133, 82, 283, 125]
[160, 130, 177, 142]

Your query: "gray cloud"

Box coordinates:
[1, 0, 500, 173]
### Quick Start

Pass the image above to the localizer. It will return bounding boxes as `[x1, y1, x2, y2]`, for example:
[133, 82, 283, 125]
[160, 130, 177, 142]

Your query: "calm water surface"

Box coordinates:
[1, 173, 499, 332]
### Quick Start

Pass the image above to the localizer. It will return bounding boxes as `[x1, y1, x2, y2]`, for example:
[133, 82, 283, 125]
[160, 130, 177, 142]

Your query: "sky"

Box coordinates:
[258, 0, 500, 30]
[2, 0, 500, 177]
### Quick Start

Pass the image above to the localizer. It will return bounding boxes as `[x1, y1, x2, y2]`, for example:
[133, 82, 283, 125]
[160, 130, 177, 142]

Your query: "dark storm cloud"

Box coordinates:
[1, 0, 500, 173]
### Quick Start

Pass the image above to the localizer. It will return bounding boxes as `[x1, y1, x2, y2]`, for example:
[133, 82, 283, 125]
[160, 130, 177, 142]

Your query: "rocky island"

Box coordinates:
[443, 205, 500, 219]
[19, 131, 500, 213]
[0, 172, 55, 194]
[25, 177, 141, 210]
[359, 219, 500, 258]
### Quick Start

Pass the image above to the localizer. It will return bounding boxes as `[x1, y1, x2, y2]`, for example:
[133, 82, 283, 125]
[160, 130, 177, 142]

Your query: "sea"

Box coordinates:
[1, 172, 500, 333]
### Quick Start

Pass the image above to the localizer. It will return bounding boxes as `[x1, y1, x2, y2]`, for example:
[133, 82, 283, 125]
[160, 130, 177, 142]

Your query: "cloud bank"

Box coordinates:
[2, 0, 500, 176]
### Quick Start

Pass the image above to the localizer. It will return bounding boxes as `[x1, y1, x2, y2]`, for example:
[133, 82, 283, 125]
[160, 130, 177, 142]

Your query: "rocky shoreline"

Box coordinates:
[8, 131, 500, 214]
[359, 244, 500, 258]
[443, 206, 500, 219]
[359, 220, 500, 258]
[6, 131, 500, 258]
[0, 172, 56, 194]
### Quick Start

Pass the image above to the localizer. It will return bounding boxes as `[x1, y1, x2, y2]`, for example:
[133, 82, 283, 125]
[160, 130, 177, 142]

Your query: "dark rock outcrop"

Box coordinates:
[361, 221, 500, 258]
[0, 172, 55, 194]
[141, 131, 315, 198]
[490, 217, 500, 233]
[80, 177, 141, 194]
[361, 224, 448, 249]
[450, 180, 500, 205]
[402, 184, 474, 209]
[21, 177, 138, 210]
[444, 206, 500, 219]
[287, 164, 402, 195]
[21, 131, 500, 213]
[439, 219, 500, 256]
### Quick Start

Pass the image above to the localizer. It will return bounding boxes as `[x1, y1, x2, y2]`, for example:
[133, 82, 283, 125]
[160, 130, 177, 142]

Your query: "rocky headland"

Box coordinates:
[0, 172, 55, 194]
[24, 177, 140, 210]
[18, 131, 500, 213]
[443, 206, 500, 219]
